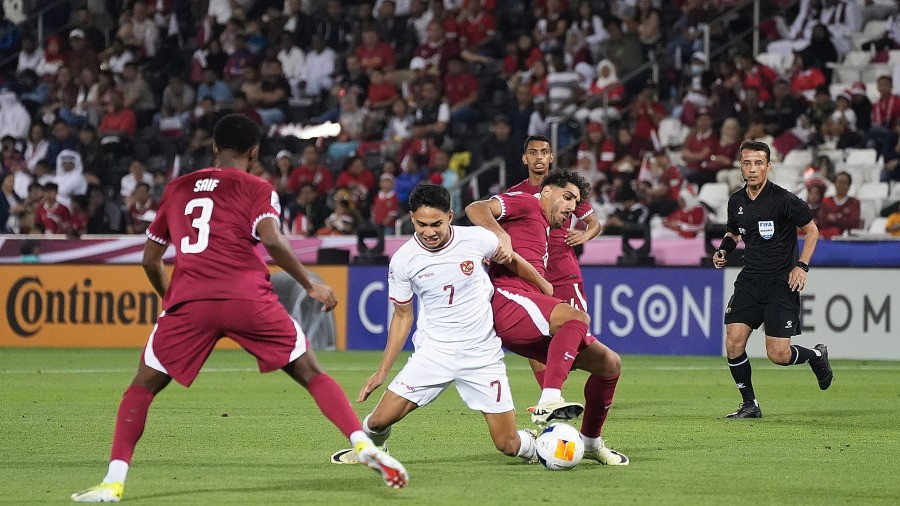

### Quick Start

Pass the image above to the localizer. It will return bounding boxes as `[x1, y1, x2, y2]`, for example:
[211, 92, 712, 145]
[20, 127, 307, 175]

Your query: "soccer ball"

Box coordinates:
[535, 423, 584, 470]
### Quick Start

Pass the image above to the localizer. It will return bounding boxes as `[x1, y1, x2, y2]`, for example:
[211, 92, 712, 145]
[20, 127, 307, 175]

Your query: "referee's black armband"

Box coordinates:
[718, 236, 737, 254]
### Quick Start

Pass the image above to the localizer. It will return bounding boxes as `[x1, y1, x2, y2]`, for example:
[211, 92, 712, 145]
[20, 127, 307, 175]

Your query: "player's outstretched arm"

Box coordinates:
[141, 240, 170, 297]
[506, 252, 553, 296]
[257, 217, 337, 311]
[358, 302, 414, 402]
[465, 199, 512, 263]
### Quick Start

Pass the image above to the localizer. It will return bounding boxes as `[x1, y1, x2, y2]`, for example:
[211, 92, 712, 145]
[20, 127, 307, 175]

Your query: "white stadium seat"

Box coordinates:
[868, 217, 889, 235]
[890, 50, 900, 67]
[841, 50, 871, 67]
[862, 64, 892, 83]
[844, 148, 878, 166]
[863, 20, 888, 39]
[756, 52, 788, 74]
[858, 182, 889, 200]
[835, 66, 861, 84]
[782, 149, 812, 167]
[771, 165, 802, 189]
[697, 182, 729, 224]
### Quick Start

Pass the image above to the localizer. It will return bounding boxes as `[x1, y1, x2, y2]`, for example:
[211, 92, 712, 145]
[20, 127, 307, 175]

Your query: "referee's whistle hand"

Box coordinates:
[712, 250, 727, 268]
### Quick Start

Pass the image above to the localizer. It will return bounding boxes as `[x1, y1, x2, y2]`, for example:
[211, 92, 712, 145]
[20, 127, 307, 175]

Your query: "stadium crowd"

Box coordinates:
[1, 0, 899, 240]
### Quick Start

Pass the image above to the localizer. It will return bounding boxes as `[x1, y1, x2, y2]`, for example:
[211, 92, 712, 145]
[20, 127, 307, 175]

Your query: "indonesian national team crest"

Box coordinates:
[460, 260, 475, 276]
[758, 220, 775, 240]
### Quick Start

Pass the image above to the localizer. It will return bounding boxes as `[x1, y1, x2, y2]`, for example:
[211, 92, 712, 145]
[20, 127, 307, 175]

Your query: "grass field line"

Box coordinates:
[2, 363, 899, 375]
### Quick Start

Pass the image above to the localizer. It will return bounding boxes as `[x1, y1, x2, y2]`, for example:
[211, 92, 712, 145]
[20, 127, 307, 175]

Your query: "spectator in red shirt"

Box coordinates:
[869, 75, 900, 153]
[577, 121, 616, 178]
[98, 90, 137, 140]
[428, 1, 459, 41]
[818, 171, 861, 238]
[789, 52, 826, 104]
[35, 182, 72, 234]
[661, 184, 707, 238]
[68, 194, 90, 237]
[680, 108, 720, 186]
[458, 0, 498, 59]
[413, 20, 461, 75]
[639, 149, 684, 217]
[288, 144, 334, 196]
[335, 156, 376, 209]
[630, 82, 665, 143]
[371, 173, 401, 235]
[736, 51, 778, 103]
[365, 67, 399, 114]
[576, 59, 625, 124]
[356, 27, 396, 73]
[126, 182, 159, 234]
[443, 55, 479, 133]
[502, 33, 542, 78]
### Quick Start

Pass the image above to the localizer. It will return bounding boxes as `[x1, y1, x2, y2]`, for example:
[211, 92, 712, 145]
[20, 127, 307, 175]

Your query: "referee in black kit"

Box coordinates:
[712, 140, 833, 419]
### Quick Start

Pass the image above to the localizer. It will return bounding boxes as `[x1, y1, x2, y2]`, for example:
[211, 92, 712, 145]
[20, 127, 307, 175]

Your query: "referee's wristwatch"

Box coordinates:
[796, 261, 809, 272]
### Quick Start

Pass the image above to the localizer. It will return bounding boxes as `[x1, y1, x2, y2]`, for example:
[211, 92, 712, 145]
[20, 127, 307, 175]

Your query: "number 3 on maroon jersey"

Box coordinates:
[182, 198, 214, 254]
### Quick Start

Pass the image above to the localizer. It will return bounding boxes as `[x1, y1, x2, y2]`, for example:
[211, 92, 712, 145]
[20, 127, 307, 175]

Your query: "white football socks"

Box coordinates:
[581, 435, 602, 452]
[363, 414, 392, 447]
[538, 388, 562, 404]
[103, 459, 129, 484]
[516, 430, 536, 459]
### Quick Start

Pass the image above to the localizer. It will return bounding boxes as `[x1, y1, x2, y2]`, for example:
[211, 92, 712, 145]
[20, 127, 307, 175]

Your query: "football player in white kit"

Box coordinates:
[331, 184, 553, 464]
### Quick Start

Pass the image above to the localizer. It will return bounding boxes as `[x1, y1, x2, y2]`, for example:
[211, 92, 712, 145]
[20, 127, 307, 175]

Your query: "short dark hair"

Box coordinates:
[43, 182, 59, 192]
[835, 170, 852, 185]
[213, 114, 261, 155]
[540, 168, 590, 204]
[738, 140, 771, 163]
[408, 183, 451, 212]
[523, 134, 551, 153]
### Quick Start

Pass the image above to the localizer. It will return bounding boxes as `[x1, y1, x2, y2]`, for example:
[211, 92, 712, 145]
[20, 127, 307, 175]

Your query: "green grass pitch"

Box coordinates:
[1, 348, 898, 504]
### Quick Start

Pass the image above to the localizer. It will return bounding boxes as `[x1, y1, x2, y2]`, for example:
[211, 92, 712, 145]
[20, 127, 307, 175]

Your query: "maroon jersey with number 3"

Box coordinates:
[146, 167, 282, 310]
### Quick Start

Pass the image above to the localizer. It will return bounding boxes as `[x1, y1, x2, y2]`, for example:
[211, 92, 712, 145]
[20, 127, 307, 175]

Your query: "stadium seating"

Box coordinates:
[697, 182, 730, 224]
[862, 64, 893, 83]
[845, 148, 879, 166]
[868, 216, 889, 235]
[756, 52, 789, 76]
[858, 182, 891, 229]
[656, 118, 689, 150]
[782, 149, 813, 168]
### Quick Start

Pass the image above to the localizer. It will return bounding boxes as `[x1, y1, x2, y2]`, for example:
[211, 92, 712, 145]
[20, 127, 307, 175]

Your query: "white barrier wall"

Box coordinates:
[727, 268, 899, 360]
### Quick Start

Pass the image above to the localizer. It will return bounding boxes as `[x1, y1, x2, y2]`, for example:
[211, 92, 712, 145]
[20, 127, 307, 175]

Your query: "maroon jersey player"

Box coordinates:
[467, 136, 628, 466]
[71, 115, 407, 503]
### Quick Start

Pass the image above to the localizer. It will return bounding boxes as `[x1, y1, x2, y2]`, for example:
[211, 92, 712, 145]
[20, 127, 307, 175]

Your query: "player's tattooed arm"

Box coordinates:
[506, 252, 553, 296]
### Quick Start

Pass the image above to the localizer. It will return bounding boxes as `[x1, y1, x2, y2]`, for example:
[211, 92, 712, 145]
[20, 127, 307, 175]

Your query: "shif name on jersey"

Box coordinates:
[193, 178, 221, 192]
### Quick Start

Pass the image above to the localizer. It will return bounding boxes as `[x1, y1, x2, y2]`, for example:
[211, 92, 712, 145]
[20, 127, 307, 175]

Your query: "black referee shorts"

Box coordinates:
[724, 271, 801, 338]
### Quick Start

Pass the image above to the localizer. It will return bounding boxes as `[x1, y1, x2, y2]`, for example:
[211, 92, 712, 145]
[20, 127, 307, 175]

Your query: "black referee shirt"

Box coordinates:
[725, 180, 813, 274]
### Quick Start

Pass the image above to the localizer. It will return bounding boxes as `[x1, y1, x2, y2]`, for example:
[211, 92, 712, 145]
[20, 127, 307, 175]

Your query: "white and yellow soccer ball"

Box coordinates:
[535, 422, 584, 470]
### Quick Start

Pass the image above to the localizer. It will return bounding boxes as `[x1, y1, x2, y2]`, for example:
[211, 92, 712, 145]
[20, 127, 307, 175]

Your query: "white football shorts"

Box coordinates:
[387, 342, 515, 413]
